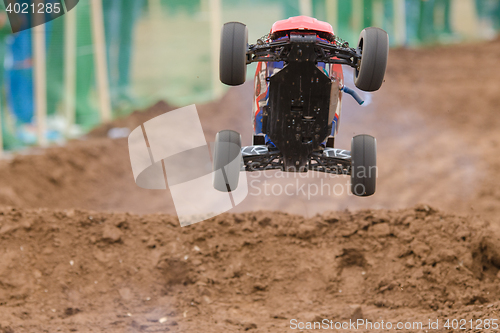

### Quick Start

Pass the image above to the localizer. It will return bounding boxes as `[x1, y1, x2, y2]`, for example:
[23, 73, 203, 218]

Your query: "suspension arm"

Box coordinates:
[246, 39, 360, 68]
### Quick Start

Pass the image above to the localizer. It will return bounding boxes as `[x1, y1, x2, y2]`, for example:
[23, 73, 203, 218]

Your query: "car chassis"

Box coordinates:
[241, 32, 361, 174]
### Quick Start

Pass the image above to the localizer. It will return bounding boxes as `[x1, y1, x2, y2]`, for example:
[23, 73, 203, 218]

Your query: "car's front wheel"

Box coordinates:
[354, 27, 389, 92]
[220, 22, 248, 86]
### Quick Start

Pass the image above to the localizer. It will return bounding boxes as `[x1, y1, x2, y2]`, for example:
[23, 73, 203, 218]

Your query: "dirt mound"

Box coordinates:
[0, 138, 173, 214]
[0, 205, 499, 332]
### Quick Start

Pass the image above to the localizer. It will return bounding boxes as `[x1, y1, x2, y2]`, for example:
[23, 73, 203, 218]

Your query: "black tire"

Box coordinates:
[351, 134, 377, 197]
[213, 130, 242, 192]
[220, 22, 248, 86]
[354, 27, 389, 92]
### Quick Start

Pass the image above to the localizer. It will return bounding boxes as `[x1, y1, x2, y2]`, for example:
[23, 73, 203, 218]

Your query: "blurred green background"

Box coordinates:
[134, 0, 500, 107]
[0, 0, 499, 151]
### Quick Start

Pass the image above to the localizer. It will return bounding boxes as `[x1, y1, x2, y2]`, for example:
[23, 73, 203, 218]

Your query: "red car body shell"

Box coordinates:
[253, 17, 344, 140]
[271, 15, 334, 35]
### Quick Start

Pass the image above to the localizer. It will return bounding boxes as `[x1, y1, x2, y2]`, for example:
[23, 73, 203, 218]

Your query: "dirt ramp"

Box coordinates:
[0, 138, 175, 214]
[0, 205, 499, 331]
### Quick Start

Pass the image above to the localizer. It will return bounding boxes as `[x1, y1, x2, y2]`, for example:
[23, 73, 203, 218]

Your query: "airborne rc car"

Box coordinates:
[212, 16, 389, 197]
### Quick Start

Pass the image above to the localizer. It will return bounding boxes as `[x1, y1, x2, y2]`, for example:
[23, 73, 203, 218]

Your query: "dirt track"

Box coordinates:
[1, 38, 500, 331]
[1, 205, 500, 332]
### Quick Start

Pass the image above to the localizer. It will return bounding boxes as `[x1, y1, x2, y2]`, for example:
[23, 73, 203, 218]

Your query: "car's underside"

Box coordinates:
[244, 31, 360, 172]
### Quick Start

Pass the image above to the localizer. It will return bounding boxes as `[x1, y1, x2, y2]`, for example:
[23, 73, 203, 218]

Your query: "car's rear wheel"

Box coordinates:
[351, 134, 377, 196]
[212, 130, 242, 192]
[354, 27, 389, 92]
[220, 22, 248, 86]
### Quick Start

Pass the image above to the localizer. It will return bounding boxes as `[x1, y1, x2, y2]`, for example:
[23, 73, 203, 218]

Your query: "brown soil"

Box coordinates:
[1, 205, 499, 332]
[1, 38, 500, 331]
